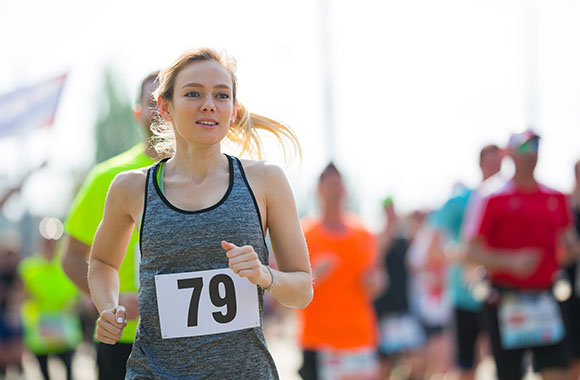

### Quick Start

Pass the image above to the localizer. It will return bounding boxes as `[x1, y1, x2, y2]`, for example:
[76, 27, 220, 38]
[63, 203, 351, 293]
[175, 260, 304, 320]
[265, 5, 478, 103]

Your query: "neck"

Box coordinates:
[385, 219, 399, 234]
[482, 170, 498, 181]
[572, 184, 580, 205]
[167, 142, 225, 182]
[512, 170, 537, 189]
[321, 204, 345, 231]
[41, 252, 54, 261]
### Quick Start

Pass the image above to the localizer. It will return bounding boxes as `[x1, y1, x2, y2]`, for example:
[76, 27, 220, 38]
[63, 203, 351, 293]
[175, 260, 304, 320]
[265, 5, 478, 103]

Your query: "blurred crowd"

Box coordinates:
[288, 131, 580, 380]
[1, 70, 579, 380]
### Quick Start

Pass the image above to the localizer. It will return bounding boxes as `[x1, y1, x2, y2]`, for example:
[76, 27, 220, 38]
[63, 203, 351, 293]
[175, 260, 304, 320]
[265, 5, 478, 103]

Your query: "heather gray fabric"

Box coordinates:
[126, 155, 278, 380]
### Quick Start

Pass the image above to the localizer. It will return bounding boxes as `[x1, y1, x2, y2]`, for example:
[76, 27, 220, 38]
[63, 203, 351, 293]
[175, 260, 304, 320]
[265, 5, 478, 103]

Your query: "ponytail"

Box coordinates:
[226, 103, 301, 161]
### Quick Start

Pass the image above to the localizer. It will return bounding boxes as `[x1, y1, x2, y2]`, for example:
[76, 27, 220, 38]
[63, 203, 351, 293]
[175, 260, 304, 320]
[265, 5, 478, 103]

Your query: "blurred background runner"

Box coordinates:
[61, 72, 161, 380]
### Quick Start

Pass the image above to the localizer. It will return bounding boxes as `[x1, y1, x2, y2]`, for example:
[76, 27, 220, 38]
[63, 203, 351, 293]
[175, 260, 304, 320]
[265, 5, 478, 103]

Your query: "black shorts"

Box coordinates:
[484, 298, 571, 379]
[298, 350, 318, 380]
[563, 294, 580, 359]
[0, 312, 22, 342]
[422, 323, 446, 339]
[452, 307, 485, 369]
[96, 341, 133, 380]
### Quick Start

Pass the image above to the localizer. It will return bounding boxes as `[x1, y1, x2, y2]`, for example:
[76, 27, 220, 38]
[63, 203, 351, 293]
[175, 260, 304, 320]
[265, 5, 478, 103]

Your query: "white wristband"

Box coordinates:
[261, 266, 277, 292]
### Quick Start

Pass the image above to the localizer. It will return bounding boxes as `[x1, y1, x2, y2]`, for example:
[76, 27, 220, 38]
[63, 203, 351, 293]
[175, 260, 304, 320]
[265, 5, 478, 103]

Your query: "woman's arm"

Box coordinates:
[262, 164, 312, 308]
[233, 161, 313, 309]
[88, 170, 145, 344]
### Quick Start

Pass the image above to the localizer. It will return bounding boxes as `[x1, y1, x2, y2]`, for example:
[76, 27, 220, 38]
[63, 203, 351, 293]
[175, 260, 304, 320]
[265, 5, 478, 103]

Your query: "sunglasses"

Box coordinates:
[516, 138, 539, 154]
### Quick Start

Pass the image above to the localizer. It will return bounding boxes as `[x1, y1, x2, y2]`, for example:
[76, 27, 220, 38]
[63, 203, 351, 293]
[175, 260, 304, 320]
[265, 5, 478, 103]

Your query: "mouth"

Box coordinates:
[196, 120, 219, 128]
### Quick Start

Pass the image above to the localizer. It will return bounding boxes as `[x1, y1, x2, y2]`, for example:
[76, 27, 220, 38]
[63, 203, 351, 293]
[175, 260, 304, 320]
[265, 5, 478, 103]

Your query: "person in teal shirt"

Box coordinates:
[19, 236, 82, 380]
[431, 144, 502, 380]
[61, 71, 161, 380]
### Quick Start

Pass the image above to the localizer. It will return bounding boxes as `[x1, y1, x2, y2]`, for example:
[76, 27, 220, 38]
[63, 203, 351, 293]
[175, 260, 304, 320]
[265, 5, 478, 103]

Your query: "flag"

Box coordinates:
[0, 73, 67, 138]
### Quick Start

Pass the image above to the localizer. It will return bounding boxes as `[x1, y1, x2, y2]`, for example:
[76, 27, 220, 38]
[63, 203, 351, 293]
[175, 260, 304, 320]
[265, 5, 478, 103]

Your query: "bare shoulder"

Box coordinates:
[238, 159, 289, 190]
[239, 159, 297, 230]
[107, 167, 149, 221]
[110, 167, 149, 196]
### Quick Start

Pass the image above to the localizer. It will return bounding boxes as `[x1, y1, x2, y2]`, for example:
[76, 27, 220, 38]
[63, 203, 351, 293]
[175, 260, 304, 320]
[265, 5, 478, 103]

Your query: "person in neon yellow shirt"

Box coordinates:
[19, 236, 82, 380]
[61, 72, 161, 380]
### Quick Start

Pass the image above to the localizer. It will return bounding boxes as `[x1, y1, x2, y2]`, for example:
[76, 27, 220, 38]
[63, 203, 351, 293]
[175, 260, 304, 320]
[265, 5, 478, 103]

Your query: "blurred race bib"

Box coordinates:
[317, 347, 378, 380]
[379, 313, 426, 354]
[498, 291, 564, 349]
[39, 316, 68, 346]
[38, 313, 81, 349]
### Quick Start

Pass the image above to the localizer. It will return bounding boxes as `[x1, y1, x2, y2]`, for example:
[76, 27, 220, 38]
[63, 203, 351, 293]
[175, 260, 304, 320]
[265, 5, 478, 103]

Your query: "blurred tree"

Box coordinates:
[94, 67, 142, 163]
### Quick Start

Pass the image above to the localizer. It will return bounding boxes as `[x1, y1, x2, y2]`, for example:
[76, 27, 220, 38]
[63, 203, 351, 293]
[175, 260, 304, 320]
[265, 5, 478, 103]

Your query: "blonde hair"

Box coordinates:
[151, 47, 301, 161]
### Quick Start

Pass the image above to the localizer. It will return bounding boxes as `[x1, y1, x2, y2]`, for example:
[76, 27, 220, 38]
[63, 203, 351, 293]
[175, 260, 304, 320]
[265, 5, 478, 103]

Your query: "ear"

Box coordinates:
[158, 97, 173, 122]
[230, 101, 238, 124]
[133, 105, 143, 123]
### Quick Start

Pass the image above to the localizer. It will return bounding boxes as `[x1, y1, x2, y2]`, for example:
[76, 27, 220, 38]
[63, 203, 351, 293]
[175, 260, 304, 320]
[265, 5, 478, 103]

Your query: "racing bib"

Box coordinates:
[379, 313, 426, 354]
[498, 291, 565, 349]
[155, 268, 260, 339]
[36, 313, 81, 349]
[39, 315, 70, 346]
[317, 347, 379, 380]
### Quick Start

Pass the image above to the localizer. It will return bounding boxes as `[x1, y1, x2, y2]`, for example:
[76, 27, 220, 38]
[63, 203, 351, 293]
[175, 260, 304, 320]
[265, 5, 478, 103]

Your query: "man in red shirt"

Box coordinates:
[465, 129, 579, 380]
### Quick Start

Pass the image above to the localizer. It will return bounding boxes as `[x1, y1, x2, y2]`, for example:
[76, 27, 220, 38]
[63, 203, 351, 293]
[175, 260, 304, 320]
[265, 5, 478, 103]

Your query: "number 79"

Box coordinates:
[177, 274, 237, 327]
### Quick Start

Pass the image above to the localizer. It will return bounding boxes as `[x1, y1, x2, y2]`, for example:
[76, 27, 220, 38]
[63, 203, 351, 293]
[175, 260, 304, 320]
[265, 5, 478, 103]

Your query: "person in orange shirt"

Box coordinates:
[298, 163, 384, 380]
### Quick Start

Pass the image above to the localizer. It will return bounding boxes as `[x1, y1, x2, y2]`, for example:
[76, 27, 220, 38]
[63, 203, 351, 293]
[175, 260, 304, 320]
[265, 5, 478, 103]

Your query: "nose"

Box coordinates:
[201, 96, 216, 112]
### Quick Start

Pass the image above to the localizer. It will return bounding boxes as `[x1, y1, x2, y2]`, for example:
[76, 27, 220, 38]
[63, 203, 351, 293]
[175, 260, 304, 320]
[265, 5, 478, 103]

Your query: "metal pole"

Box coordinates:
[522, 0, 539, 128]
[317, 0, 337, 162]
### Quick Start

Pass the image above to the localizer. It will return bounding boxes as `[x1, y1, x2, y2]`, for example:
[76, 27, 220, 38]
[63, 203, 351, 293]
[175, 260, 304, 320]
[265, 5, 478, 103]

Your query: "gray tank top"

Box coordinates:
[126, 155, 279, 380]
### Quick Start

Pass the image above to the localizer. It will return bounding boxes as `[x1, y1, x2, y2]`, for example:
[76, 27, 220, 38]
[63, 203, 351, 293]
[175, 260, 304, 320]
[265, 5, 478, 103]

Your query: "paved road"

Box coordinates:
[7, 311, 541, 380]
[8, 311, 302, 380]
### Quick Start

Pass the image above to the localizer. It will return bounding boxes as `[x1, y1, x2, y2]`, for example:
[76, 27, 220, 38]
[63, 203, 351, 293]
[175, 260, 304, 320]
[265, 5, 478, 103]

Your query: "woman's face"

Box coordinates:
[163, 59, 237, 147]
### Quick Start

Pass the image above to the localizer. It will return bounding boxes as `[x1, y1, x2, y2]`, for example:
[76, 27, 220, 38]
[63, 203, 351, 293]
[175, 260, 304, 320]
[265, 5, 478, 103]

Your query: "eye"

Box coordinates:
[185, 91, 200, 98]
[216, 93, 230, 100]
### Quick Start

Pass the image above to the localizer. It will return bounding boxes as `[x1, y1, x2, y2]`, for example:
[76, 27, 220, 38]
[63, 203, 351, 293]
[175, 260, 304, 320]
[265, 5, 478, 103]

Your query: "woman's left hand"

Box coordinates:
[222, 241, 272, 289]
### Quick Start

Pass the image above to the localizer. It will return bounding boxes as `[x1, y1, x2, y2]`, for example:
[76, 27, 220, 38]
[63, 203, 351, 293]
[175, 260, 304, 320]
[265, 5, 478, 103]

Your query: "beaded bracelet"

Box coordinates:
[261, 266, 277, 292]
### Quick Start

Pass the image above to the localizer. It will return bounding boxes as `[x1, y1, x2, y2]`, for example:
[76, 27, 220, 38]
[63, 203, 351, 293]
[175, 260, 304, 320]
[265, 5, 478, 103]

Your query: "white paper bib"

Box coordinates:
[155, 268, 261, 339]
[379, 313, 426, 354]
[498, 291, 564, 349]
[318, 347, 379, 380]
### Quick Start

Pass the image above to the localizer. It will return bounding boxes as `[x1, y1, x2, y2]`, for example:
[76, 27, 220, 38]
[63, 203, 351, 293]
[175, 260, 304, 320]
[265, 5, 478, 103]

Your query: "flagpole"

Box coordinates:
[0, 73, 67, 224]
